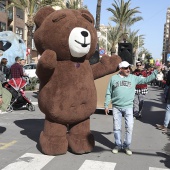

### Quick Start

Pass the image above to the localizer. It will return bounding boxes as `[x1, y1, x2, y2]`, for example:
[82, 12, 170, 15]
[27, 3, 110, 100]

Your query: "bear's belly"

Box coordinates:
[38, 78, 97, 124]
[39, 85, 97, 123]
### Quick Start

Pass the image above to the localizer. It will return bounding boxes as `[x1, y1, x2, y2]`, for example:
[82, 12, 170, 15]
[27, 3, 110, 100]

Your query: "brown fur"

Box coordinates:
[34, 6, 121, 155]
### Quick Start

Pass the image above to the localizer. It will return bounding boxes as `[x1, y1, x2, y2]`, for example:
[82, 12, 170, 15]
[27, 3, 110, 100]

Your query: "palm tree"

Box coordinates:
[95, 0, 102, 31]
[138, 48, 152, 64]
[107, 0, 142, 42]
[105, 24, 121, 54]
[126, 29, 144, 64]
[66, 0, 87, 9]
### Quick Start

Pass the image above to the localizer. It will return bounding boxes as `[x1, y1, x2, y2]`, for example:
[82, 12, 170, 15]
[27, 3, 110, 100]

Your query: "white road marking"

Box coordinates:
[2, 155, 169, 170]
[149, 167, 170, 170]
[2, 153, 55, 170]
[78, 160, 116, 170]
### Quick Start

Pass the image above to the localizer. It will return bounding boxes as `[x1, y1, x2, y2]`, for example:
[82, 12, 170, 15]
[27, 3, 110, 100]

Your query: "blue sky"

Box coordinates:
[83, 0, 170, 59]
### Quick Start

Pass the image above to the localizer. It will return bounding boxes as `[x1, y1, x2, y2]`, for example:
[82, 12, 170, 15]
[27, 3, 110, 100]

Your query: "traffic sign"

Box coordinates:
[99, 48, 105, 55]
[167, 53, 170, 61]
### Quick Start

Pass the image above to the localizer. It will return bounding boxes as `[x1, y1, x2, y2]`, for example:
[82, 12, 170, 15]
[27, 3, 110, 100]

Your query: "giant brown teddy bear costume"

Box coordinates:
[34, 6, 121, 155]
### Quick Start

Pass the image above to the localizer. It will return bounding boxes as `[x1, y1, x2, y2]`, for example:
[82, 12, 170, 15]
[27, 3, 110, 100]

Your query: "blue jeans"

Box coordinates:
[112, 107, 134, 148]
[164, 104, 170, 127]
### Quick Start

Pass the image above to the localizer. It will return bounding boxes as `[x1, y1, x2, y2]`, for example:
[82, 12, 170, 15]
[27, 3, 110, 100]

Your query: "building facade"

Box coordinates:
[162, 7, 170, 65]
[0, 0, 25, 40]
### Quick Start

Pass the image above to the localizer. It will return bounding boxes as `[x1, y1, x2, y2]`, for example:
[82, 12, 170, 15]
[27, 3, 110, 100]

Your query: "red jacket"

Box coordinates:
[133, 69, 151, 89]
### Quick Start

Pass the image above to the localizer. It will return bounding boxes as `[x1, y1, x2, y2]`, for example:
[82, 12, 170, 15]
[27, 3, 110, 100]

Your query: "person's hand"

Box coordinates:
[105, 108, 109, 115]
[0, 98, 3, 105]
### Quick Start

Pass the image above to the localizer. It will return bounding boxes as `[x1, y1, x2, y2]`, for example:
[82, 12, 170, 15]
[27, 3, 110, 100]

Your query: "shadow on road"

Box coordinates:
[0, 126, 6, 134]
[137, 86, 170, 168]
[91, 130, 113, 152]
[32, 94, 38, 99]
[13, 118, 114, 154]
[14, 119, 44, 142]
[157, 152, 170, 169]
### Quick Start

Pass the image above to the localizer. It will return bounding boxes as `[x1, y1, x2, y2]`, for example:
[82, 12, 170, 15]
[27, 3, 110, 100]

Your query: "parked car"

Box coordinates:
[23, 63, 37, 78]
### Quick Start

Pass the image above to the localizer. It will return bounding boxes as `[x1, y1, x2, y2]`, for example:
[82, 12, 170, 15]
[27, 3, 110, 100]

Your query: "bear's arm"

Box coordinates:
[91, 54, 121, 80]
[36, 49, 56, 85]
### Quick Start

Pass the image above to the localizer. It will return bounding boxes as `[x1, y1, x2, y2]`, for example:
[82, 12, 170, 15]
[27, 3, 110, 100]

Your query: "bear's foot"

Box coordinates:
[67, 132, 94, 154]
[39, 131, 68, 155]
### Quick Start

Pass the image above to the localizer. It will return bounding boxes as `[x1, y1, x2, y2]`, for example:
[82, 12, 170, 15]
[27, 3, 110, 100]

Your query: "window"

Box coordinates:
[16, 7, 24, 19]
[0, 22, 6, 32]
[8, 8, 13, 20]
[0, 0, 5, 12]
[16, 27, 23, 39]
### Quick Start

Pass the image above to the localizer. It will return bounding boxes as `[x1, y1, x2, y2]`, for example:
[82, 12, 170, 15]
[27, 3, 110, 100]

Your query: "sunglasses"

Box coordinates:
[137, 64, 141, 66]
[122, 66, 130, 70]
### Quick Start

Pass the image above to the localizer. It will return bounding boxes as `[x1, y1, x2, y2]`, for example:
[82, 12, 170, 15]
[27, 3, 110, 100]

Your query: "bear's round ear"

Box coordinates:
[79, 9, 95, 25]
[34, 6, 55, 27]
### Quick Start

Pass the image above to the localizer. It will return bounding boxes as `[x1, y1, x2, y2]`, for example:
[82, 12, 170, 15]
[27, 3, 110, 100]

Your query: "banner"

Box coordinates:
[167, 53, 170, 61]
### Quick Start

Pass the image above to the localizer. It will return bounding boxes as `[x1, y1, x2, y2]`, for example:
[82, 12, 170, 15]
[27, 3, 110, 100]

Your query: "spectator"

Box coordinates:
[20, 59, 28, 76]
[0, 58, 10, 80]
[0, 80, 12, 113]
[20, 59, 30, 86]
[104, 61, 161, 156]
[164, 69, 170, 103]
[156, 69, 164, 88]
[10, 57, 23, 79]
[161, 67, 167, 88]
[133, 61, 151, 118]
[149, 67, 156, 86]
[156, 85, 170, 133]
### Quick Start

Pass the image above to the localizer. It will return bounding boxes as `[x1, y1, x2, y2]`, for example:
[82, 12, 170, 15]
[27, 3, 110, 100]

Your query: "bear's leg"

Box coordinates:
[67, 117, 94, 154]
[39, 116, 68, 155]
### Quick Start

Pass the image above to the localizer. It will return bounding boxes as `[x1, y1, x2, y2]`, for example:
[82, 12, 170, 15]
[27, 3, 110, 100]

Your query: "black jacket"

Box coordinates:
[0, 64, 10, 79]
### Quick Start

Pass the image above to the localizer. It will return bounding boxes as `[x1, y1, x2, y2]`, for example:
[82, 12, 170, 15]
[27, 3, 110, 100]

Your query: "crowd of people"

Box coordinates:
[0, 56, 28, 112]
[0, 56, 27, 82]
[104, 60, 170, 156]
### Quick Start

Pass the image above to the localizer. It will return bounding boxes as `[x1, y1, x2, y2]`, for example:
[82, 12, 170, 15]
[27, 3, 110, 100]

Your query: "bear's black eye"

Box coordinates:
[52, 14, 66, 22]
[82, 13, 93, 24]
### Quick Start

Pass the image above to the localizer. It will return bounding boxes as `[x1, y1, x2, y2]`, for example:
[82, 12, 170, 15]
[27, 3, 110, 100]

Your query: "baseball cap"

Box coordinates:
[119, 61, 130, 68]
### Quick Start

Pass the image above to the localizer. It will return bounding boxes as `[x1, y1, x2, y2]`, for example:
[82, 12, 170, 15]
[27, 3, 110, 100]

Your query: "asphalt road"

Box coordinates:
[0, 86, 170, 170]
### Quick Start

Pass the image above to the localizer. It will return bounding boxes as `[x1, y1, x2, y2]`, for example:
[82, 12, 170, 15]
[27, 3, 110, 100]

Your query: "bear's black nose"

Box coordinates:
[81, 31, 88, 37]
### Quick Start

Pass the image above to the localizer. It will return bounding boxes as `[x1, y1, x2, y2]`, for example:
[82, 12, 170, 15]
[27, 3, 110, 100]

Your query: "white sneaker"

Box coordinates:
[2, 111, 7, 114]
[124, 148, 132, 156]
[112, 146, 121, 154]
[0, 110, 7, 114]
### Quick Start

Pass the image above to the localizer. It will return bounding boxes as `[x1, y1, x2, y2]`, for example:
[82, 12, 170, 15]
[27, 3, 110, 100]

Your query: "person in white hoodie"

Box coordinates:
[156, 69, 164, 87]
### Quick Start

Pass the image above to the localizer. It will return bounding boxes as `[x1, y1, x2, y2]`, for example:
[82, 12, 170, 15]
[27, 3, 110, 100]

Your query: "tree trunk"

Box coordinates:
[27, 26, 33, 49]
[95, 0, 102, 31]
[27, 26, 34, 64]
[111, 46, 116, 55]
